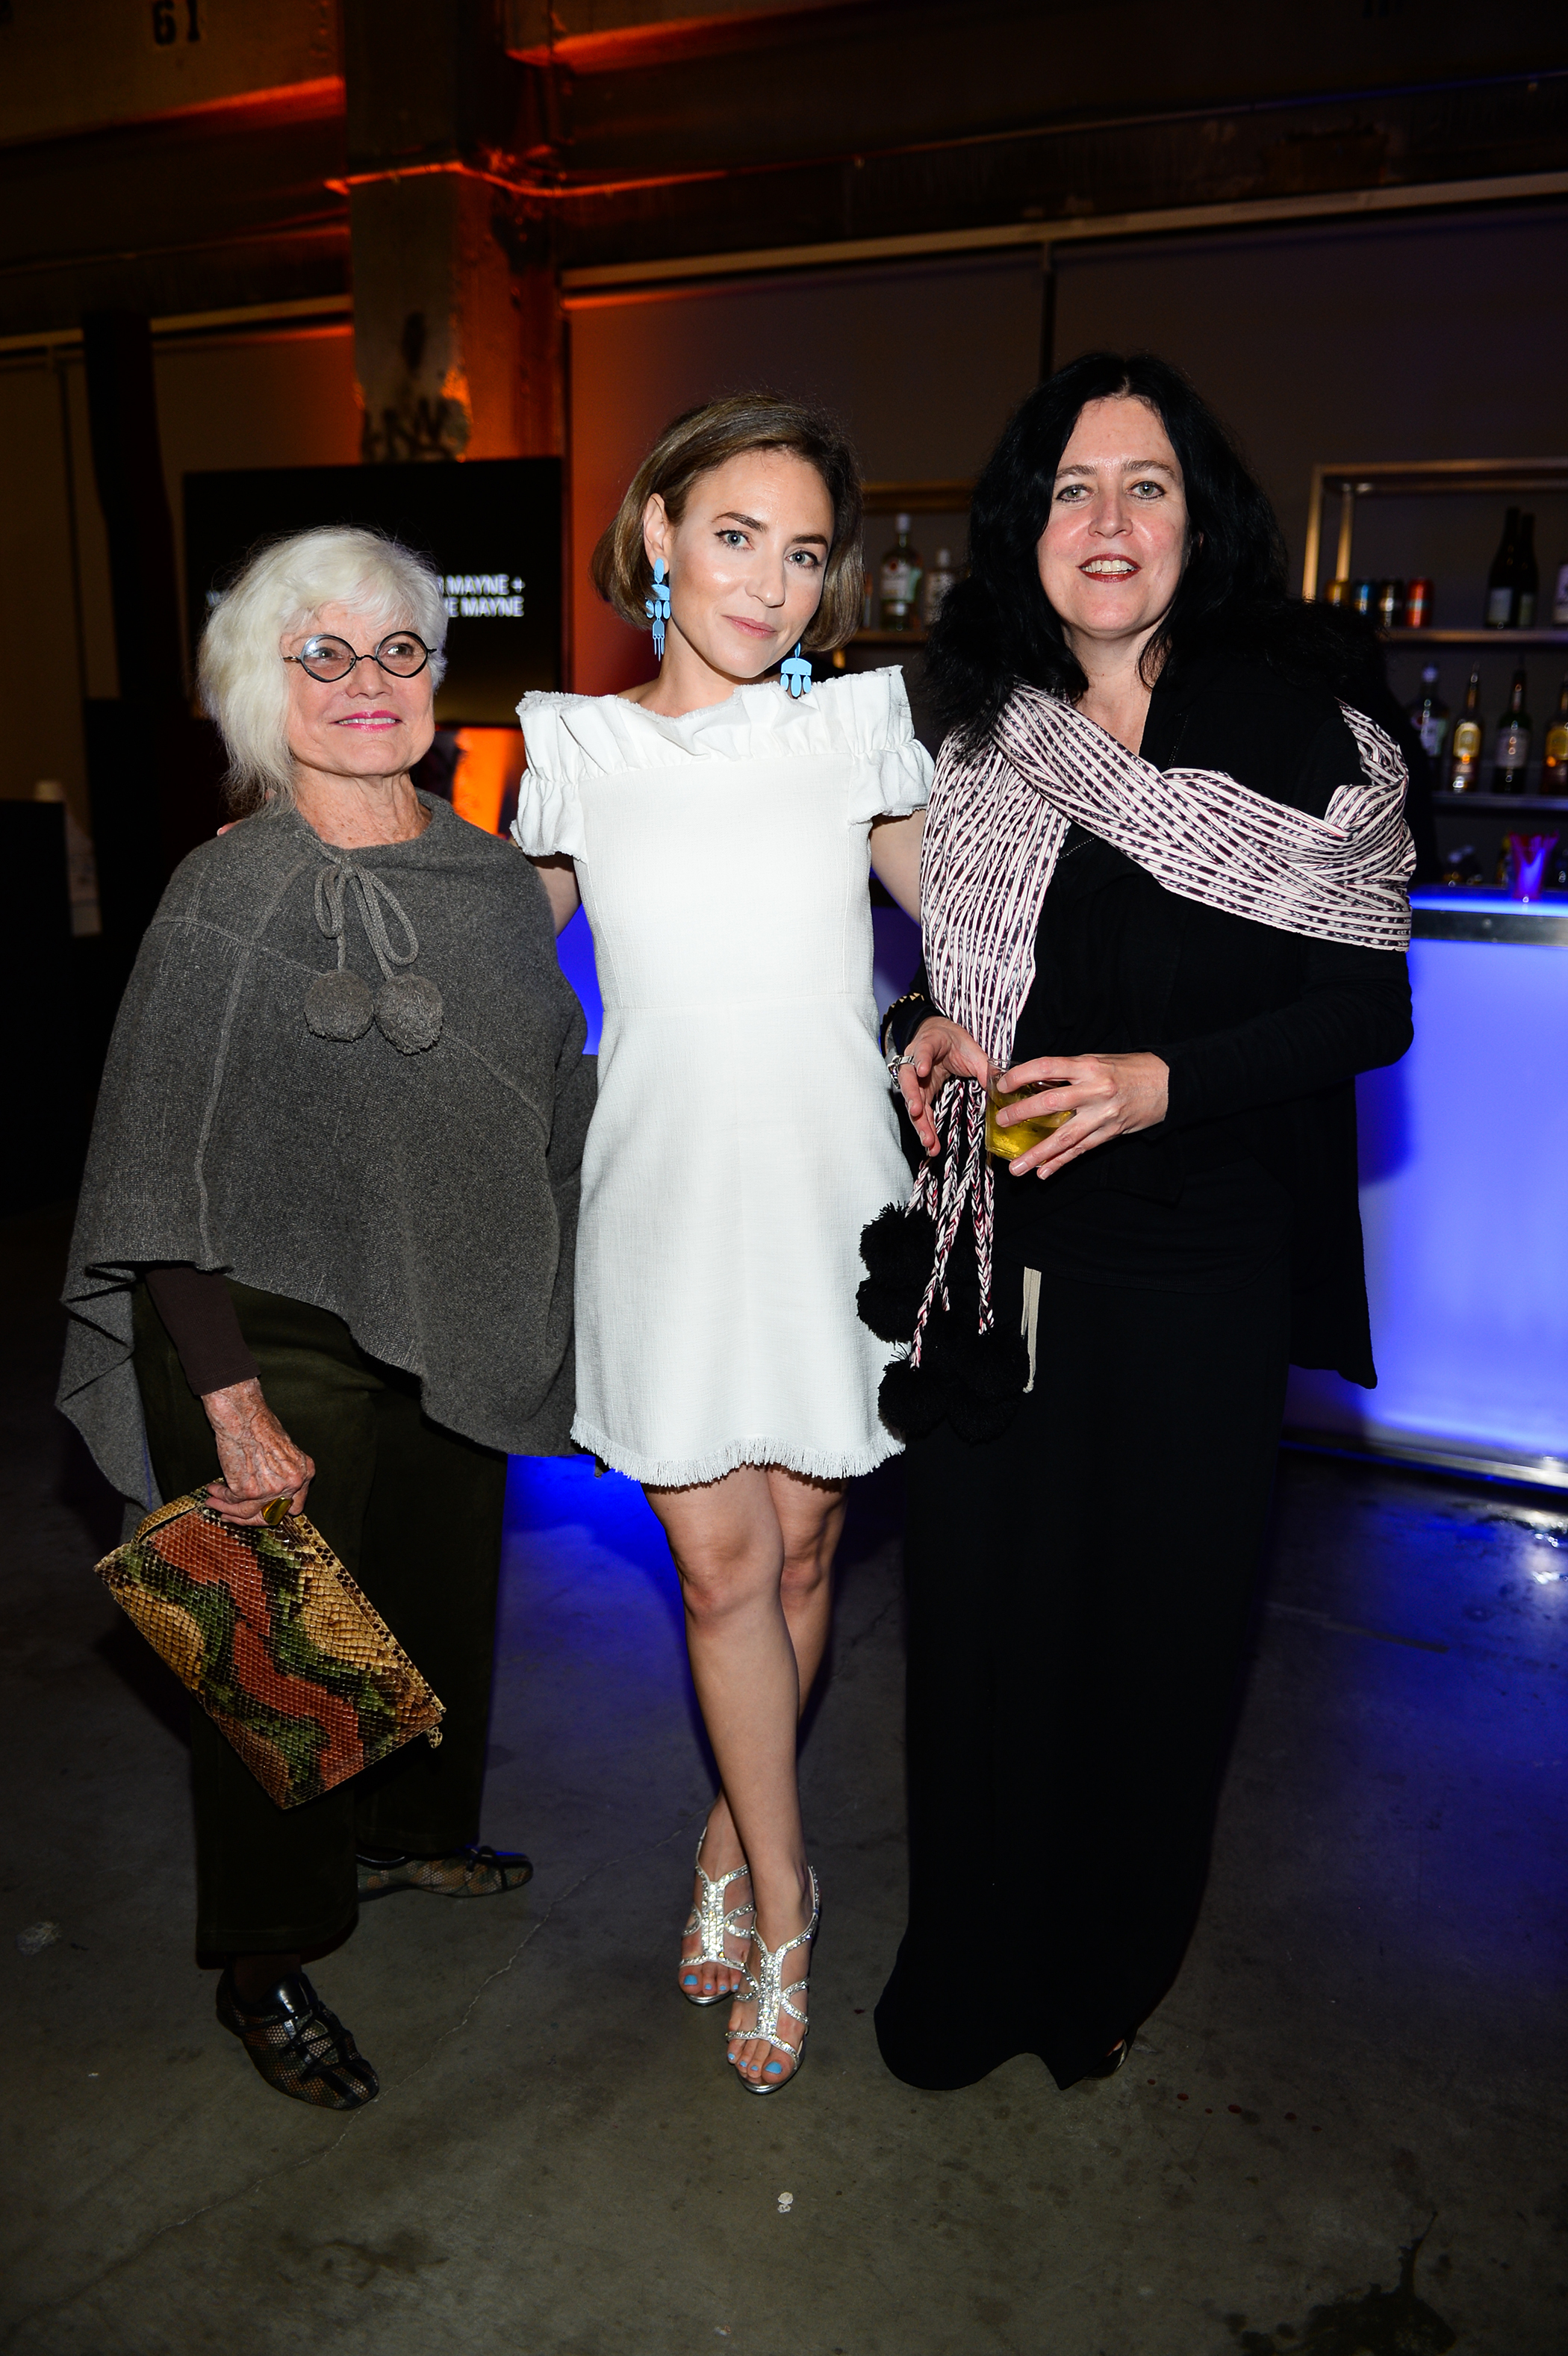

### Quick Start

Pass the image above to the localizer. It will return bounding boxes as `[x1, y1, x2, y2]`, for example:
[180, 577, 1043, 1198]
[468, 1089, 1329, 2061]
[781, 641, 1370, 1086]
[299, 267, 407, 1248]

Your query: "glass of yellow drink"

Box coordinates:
[985, 1083, 1074, 1159]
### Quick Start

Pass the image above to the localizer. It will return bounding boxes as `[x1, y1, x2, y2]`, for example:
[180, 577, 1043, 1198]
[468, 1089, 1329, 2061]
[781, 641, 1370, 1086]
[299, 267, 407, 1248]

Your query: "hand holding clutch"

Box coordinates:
[201, 1378, 315, 1525]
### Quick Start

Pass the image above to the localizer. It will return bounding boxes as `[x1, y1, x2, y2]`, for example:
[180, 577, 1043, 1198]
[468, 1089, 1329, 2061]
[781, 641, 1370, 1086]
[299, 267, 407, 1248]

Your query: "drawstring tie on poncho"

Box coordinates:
[304, 859, 443, 1054]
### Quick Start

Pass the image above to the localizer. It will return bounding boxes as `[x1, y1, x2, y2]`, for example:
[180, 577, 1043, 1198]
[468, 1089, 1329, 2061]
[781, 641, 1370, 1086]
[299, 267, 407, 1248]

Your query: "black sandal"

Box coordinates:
[217, 1968, 379, 2110]
[356, 1843, 533, 1900]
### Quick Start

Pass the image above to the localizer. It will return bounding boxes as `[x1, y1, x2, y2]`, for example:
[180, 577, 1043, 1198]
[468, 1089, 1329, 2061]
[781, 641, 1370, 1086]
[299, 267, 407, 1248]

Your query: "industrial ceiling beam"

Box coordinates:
[0, 1, 1562, 341]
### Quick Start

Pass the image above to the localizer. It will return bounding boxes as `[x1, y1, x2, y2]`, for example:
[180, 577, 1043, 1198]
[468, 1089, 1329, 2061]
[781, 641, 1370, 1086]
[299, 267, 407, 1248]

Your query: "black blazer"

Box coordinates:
[898, 650, 1413, 1386]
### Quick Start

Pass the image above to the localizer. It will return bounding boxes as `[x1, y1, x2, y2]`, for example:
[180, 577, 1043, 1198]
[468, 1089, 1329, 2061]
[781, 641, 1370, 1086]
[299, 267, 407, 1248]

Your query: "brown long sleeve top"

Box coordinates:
[141, 1265, 260, 1397]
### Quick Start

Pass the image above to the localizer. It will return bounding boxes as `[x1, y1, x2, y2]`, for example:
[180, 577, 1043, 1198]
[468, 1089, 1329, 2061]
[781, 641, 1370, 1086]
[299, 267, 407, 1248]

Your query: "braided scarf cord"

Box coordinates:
[909, 688, 1415, 1361]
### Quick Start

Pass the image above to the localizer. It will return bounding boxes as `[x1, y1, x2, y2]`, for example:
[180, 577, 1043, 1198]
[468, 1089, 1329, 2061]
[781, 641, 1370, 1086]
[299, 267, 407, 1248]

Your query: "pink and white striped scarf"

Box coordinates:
[909, 686, 1414, 1357]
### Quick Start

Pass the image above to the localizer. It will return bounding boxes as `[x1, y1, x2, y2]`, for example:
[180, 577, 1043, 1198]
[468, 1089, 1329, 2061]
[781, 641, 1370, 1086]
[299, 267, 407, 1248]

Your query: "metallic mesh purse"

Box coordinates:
[95, 1493, 444, 1809]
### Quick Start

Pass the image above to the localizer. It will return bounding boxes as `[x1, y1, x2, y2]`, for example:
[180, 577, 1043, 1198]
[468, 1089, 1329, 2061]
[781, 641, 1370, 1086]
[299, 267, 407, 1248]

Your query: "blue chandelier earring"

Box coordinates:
[780, 641, 813, 699]
[645, 559, 671, 659]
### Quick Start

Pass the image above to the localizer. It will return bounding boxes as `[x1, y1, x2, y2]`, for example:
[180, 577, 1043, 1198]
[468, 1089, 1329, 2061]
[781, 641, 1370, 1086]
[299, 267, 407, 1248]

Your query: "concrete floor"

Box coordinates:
[2, 1205, 1564, 2356]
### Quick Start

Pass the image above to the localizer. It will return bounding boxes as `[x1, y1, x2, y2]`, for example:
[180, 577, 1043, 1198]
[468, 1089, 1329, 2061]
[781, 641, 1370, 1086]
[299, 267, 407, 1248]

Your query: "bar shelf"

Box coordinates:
[1434, 791, 1568, 813]
[1384, 628, 1568, 647]
[1300, 455, 1568, 603]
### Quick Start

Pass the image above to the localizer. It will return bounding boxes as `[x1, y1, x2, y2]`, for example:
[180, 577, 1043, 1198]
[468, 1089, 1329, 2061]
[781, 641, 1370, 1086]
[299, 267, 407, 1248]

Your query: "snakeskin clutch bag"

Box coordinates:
[95, 1494, 444, 1809]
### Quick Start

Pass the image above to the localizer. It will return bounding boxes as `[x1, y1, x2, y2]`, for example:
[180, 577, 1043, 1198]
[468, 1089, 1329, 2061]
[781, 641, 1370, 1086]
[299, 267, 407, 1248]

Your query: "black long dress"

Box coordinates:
[873, 650, 1413, 2092]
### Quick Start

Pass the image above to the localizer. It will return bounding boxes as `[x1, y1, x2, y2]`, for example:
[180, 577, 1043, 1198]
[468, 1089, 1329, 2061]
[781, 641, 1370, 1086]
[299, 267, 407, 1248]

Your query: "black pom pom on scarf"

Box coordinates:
[856, 1201, 937, 1343]
[864, 1199, 1028, 1447]
[933, 1312, 1030, 1403]
[877, 1353, 952, 1441]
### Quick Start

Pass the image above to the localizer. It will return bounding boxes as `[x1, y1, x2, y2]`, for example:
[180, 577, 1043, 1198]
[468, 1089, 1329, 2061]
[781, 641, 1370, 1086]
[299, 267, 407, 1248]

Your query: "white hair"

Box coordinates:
[197, 524, 448, 815]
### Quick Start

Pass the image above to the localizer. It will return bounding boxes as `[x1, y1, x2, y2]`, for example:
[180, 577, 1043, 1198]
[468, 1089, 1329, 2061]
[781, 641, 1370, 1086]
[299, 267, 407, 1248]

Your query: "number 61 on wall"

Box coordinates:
[151, 0, 202, 43]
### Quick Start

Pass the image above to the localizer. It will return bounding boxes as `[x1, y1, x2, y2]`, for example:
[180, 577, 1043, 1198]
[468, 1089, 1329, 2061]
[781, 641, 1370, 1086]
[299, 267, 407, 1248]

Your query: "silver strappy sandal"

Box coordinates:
[679, 1829, 755, 2008]
[727, 1869, 819, 2095]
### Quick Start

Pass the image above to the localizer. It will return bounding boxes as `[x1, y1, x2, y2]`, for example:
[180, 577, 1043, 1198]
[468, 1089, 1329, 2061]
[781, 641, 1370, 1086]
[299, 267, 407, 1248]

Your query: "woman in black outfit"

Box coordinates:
[865, 353, 1413, 2093]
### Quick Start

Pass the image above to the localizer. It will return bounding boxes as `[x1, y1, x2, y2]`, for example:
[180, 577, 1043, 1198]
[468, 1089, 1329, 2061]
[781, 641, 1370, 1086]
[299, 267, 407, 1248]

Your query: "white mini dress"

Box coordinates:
[513, 667, 931, 1487]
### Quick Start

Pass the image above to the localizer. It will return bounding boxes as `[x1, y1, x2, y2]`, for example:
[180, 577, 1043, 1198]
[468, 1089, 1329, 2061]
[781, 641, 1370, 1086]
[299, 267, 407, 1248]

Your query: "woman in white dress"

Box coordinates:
[514, 394, 929, 2092]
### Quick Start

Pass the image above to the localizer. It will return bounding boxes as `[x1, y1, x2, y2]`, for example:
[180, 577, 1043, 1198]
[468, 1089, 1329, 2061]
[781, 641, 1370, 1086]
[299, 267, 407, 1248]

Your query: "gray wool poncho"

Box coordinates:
[59, 795, 594, 1504]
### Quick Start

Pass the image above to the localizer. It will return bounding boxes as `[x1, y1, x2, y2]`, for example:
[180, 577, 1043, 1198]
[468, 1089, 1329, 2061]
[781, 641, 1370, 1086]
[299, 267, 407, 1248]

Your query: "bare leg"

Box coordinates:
[689, 1466, 845, 1992]
[771, 1463, 846, 1700]
[649, 1466, 845, 2074]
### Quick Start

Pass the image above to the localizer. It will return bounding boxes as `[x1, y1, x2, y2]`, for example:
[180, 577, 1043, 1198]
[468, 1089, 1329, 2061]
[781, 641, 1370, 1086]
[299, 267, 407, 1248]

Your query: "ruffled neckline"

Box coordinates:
[517, 666, 914, 774]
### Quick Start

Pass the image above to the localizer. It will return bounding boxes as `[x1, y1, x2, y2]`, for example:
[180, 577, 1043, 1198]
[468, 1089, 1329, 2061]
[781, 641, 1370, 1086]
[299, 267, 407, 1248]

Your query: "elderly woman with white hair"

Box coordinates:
[59, 525, 593, 2110]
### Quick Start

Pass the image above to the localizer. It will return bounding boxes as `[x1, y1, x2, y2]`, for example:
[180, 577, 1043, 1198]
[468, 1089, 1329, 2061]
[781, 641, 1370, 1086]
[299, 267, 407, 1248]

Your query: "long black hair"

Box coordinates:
[927, 350, 1374, 745]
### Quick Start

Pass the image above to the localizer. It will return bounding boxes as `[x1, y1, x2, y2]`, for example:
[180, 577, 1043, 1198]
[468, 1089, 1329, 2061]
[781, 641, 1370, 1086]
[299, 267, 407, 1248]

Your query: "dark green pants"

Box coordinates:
[132, 1283, 508, 1956]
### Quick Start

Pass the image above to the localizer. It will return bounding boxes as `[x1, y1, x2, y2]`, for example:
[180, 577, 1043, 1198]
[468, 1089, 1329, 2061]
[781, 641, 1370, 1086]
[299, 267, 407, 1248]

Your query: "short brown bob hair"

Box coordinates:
[590, 391, 865, 655]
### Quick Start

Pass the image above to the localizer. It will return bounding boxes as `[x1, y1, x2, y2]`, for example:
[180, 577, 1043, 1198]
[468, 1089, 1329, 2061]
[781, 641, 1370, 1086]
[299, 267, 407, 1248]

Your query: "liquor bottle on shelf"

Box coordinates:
[1404, 578, 1434, 628]
[1408, 666, 1449, 766]
[1484, 508, 1519, 627]
[1515, 513, 1539, 628]
[1554, 562, 1568, 628]
[1492, 669, 1531, 792]
[1446, 669, 1484, 790]
[922, 548, 957, 630]
[1375, 579, 1404, 630]
[878, 514, 922, 633]
[1351, 579, 1375, 618]
[1323, 578, 1350, 606]
[1543, 677, 1568, 797]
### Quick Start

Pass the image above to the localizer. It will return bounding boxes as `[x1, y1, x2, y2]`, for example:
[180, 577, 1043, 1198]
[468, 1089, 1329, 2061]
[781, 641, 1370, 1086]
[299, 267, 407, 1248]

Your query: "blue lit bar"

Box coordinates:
[1286, 888, 1568, 1487]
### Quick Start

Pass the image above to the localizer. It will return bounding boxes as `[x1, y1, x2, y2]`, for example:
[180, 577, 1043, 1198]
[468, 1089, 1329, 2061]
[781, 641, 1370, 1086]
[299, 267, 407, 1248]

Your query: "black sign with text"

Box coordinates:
[182, 459, 562, 724]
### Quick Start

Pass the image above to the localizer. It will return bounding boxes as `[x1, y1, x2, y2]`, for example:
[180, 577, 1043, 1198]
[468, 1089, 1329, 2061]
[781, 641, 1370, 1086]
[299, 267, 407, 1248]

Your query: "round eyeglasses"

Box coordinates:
[284, 632, 432, 684]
